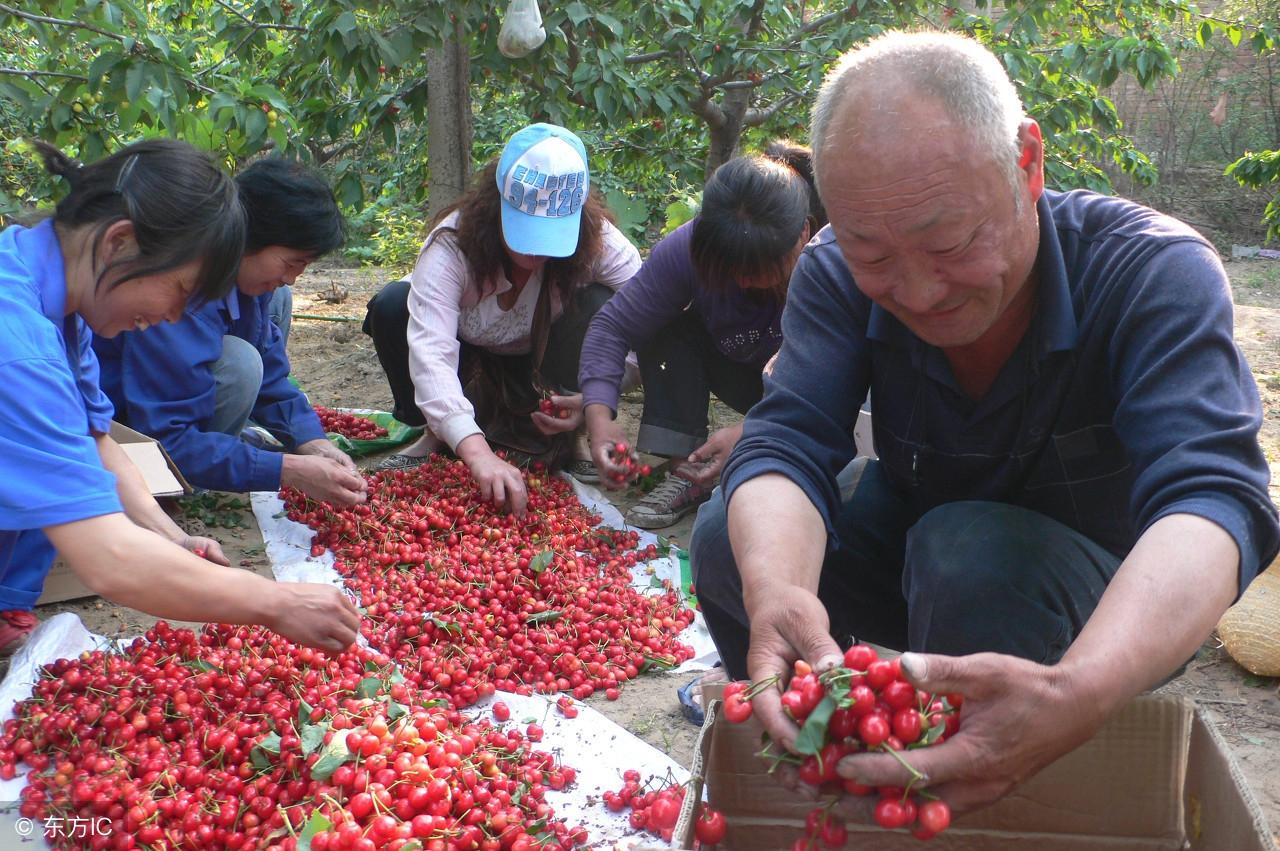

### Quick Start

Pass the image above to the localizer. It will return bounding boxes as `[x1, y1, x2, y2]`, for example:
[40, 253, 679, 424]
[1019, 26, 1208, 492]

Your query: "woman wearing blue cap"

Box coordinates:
[0, 140, 360, 657]
[363, 123, 641, 516]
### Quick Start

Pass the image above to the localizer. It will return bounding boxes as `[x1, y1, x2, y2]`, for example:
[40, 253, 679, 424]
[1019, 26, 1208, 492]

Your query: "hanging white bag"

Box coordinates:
[497, 0, 547, 58]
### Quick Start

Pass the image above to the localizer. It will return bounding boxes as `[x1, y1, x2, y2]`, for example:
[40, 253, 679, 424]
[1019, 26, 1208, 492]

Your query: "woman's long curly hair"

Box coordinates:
[427, 161, 616, 304]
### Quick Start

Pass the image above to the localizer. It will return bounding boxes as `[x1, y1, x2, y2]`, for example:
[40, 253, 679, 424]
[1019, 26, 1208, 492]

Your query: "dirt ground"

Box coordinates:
[30, 257, 1280, 840]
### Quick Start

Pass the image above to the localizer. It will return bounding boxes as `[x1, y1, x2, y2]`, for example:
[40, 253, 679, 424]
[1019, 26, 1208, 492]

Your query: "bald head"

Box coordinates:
[810, 31, 1026, 195]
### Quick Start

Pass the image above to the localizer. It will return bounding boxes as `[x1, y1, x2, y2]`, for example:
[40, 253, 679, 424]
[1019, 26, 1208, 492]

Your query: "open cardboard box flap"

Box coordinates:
[38, 422, 192, 606]
[108, 421, 189, 498]
[675, 687, 1273, 850]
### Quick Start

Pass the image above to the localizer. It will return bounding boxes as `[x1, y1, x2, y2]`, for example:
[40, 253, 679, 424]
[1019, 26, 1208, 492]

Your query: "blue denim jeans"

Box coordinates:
[209, 286, 292, 436]
[689, 459, 1123, 679]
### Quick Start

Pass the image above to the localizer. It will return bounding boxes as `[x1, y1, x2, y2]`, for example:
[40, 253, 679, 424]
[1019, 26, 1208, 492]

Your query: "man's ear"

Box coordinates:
[1017, 119, 1045, 202]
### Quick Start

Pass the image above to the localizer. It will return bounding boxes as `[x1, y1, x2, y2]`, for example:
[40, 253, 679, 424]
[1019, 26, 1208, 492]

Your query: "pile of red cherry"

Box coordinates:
[281, 457, 695, 708]
[0, 621, 591, 850]
[315, 406, 390, 440]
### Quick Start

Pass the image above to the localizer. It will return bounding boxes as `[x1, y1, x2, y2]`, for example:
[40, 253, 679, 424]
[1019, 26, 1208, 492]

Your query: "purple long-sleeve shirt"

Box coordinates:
[579, 220, 784, 413]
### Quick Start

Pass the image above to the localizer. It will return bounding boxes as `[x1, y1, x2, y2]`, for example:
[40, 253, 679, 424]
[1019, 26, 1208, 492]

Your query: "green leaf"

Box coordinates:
[125, 61, 146, 102]
[298, 699, 315, 728]
[595, 12, 624, 36]
[295, 810, 333, 851]
[430, 616, 461, 635]
[565, 1, 590, 25]
[357, 677, 383, 699]
[87, 52, 121, 87]
[333, 11, 358, 35]
[387, 701, 409, 722]
[525, 610, 563, 624]
[920, 717, 947, 746]
[251, 747, 273, 772]
[146, 33, 172, 59]
[310, 729, 355, 781]
[247, 731, 281, 772]
[529, 550, 553, 574]
[300, 724, 326, 757]
[639, 655, 676, 673]
[1197, 19, 1213, 46]
[184, 658, 218, 673]
[793, 695, 837, 755]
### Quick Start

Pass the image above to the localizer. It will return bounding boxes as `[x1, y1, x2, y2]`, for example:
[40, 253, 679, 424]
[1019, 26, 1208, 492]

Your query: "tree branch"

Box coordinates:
[559, 21, 581, 73]
[0, 68, 87, 82]
[213, 0, 306, 32]
[797, 6, 856, 36]
[0, 2, 123, 41]
[626, 50, 673, 65]
[744, 91, 802, 127]
[745, 0, 768, 37]
[694, 95, 726, 129]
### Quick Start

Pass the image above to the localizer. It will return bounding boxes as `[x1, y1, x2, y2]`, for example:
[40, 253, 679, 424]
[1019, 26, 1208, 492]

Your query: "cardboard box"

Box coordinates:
[675, 688, 1274, 850]
[37, 422, 191, 605]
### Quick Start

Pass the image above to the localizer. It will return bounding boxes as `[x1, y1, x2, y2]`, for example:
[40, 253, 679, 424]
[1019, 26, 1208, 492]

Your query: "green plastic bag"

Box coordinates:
[323, 409, 424, 458]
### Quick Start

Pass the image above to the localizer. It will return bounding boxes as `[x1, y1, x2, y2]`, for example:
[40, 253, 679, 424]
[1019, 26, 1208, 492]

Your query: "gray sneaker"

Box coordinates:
[624, 474, 710, 529]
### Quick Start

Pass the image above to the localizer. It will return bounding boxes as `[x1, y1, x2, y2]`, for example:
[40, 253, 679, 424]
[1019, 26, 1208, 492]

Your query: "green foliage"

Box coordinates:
[3, 0, 1266, 239]
[1228, 150, 1280, 240]
[344, 199, 427, 269]
[178, 492, 248, 529]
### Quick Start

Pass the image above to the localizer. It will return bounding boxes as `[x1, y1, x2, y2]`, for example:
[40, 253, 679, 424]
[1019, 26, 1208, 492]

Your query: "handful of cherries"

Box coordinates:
[723, 646, 959, 845]
[315, 405, 389, 440]
[604, 441, 652, 485]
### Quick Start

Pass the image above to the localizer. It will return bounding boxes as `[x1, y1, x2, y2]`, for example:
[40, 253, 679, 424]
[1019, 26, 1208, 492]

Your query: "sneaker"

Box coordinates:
[372, 453, 431, 472]
[624, 474, 710, 529]
[564, 459, 600, 484]
[0, 610, 38, 659]
[240, 425, 284, 451]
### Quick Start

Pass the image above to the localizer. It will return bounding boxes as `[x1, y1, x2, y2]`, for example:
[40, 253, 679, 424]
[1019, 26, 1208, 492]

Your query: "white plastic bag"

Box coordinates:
[497, 0, 546, 58]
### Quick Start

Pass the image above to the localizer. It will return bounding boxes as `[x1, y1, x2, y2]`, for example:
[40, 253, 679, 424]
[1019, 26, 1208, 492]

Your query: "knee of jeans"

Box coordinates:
[689, 490, 738, 603]
[904, 501, 1014, 601]
[219, 336, 264, 391]
[269, 285, 293, 318]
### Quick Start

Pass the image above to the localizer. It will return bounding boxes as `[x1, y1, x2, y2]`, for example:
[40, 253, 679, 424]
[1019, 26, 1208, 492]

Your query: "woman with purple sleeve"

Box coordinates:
[579, 143, 825, 528]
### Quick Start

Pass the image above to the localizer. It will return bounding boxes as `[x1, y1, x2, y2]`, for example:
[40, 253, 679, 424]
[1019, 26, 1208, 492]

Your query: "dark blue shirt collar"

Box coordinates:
[864, 192, 1078, 359]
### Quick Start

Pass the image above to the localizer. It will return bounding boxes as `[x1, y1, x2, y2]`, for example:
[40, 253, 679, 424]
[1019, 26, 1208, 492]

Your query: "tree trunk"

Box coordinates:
[426, 26, 473, 220]
[705, 85, 752, 179]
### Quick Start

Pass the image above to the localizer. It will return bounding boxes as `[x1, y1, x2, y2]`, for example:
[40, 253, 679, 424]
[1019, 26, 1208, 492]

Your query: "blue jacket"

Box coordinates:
[723, 189, 1279, 596]
[0, 221, 121, 609]
[94, 289, 325, 492]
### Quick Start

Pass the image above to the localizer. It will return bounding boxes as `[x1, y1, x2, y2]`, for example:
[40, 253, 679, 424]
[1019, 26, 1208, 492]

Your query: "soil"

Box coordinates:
[25, 257, 1280, 839]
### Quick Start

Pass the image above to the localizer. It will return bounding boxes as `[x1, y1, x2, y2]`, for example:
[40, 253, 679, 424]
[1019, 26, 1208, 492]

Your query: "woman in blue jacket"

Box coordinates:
[0, 140, 359, 657]
[94, 158, 366, 506]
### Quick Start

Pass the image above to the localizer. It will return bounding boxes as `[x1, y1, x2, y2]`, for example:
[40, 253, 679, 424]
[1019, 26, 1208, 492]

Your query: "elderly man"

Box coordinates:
[689, 30, 1278, 810]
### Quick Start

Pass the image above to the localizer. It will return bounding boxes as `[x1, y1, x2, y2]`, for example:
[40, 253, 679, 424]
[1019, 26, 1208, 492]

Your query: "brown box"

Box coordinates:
[675, 688, 1274, 850]
[37, 422, 191, 605]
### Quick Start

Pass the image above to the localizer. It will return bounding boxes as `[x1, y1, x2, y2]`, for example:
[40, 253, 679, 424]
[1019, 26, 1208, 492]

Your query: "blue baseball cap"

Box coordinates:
[496, 123, 590, 258]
